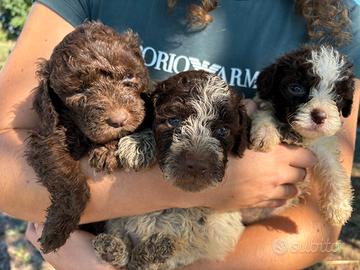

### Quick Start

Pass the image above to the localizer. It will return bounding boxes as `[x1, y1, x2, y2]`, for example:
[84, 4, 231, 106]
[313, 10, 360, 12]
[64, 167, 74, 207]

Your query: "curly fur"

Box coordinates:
[116, 129, 156, 171]
[26, 21, 151, 253]
[167, 0, 352, 45]
[247, 45, 355, 226]
[295, 0, 352, 46]
[92, 71, 249, 270]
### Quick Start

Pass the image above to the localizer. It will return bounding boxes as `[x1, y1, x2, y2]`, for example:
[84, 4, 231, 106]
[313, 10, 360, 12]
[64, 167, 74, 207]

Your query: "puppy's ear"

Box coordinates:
[33, 60, 59, 135]
[339, 79, 354, 118]
[232, 97, 250, 157]
[122, 29, 141, 51]
[256, 63, 278, 100]
[150, 81, 166, 106]
[336, 66, 355, 118]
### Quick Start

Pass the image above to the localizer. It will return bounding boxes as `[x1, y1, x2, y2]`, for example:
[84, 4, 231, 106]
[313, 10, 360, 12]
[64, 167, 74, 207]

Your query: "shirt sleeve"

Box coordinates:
[35, 0, 93, 27]
[341, 0, 360, 78]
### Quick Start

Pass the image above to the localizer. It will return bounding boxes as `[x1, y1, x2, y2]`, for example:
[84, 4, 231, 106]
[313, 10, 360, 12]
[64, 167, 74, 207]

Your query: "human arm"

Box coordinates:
[25, 223, 116, 270]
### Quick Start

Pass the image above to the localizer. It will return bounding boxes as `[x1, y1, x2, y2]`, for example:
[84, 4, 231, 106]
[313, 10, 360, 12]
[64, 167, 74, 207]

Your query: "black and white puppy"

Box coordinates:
[248, 45, 354, 225]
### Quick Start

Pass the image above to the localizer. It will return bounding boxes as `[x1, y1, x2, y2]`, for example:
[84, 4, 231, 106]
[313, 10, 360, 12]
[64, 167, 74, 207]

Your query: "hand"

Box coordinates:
[26, 223, 117, 270]
[192, 144, 316, 211]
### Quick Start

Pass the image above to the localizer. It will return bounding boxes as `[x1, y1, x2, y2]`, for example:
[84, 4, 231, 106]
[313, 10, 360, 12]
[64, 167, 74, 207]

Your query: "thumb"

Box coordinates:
[33, 222, 44, 234]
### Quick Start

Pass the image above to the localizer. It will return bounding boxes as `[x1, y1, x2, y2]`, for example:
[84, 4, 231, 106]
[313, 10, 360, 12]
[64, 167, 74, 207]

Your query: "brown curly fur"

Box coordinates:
[295, 0, 352, 46]
[153, 70, 248, 191]
[167, 0, 352, 45]
[26, 21, 149, 253]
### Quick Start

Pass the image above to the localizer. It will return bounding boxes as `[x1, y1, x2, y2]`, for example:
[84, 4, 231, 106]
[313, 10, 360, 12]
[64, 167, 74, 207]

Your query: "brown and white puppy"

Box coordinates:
[154, 70, 248, 191]
[26, 22, 152, 253]
[246, 45, 354, 225]
[92, 70, 249, 270]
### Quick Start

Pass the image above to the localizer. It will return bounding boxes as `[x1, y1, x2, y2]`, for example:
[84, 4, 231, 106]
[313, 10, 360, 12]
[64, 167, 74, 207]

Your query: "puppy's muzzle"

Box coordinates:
[168, 150, 225, 192]
[180, 151, 214, 178]
[106, 109, 130, 128]
[311, 109, 327, 125]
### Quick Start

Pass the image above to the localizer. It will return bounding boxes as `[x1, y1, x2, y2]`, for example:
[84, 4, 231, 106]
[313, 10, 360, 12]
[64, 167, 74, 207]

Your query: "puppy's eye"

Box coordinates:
[123, 72, 134, 81]
[215, 127, 230, 137]
[99, 70, 114, 79]
[288, 83, 306, 96]
[92, 105, 106, 113]
[167, 118, 182, 128]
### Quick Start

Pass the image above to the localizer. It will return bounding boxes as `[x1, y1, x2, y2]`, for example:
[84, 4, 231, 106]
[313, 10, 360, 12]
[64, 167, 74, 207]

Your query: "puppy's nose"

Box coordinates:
[311, 109, 327, 125]
[107, 110, 129, 128]
[183, 152, 209, 174]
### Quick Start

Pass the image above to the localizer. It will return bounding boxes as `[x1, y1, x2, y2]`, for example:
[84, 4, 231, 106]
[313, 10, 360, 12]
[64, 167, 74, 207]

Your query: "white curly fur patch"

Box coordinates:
[116, 129, 156, 171]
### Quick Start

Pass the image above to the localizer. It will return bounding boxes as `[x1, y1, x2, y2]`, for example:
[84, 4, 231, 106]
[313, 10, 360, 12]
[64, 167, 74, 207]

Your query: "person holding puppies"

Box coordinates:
[0, 0, 359, 269]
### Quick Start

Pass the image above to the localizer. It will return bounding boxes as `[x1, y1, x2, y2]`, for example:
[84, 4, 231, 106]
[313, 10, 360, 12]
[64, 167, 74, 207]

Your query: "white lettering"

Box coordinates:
[166, 53, 177, 73]
[141, 45, 259, 90]
[142, 46, 157, 67]
[173, 55, 190, 73]
[154, 50, 170, 72]
[244, 69, 259, 88]
[217, 67, 227, 82]
[189, 57, 222, 74]
[230, 68, 242, 86]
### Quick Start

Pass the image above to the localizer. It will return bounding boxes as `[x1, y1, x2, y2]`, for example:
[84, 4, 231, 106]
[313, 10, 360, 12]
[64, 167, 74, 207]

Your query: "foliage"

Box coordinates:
[0, 39, 14, 68]
[0, 0, 32, 39]
[0, 27, 7, 42]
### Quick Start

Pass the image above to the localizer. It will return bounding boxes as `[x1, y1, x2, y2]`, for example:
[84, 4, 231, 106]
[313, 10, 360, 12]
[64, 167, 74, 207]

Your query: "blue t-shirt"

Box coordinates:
[36, 0, 360, 97]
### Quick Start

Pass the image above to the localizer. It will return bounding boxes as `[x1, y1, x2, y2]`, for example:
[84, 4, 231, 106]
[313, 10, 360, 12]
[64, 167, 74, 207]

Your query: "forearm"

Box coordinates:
[0, 129, 192, 223]
[0, 127, 316, 224]
[182, 189, 337, 270]
[0, 3, 75, 131]
[338, 79, 360, 173]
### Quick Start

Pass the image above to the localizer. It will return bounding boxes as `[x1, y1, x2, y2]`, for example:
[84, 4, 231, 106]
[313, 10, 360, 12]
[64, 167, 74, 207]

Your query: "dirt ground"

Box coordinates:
[0, 131, 359, 270]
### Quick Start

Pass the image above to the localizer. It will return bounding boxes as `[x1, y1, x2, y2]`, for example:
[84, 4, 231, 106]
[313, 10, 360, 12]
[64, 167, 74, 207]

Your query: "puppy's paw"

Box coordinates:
[92, 233, 129, 268]
[250, 123, 280, 152]
[323, 200, 353, 226]
[128, 233, 175, 270]
[39, 225, 67, 254]
[279, 127, 303, 146]
[116, 129, 156, 171]
[89, 142, 119, 173]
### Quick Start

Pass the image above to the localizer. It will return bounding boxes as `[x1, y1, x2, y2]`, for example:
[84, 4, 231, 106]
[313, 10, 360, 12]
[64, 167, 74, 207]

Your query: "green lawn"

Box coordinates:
[0, 40, 14, 68]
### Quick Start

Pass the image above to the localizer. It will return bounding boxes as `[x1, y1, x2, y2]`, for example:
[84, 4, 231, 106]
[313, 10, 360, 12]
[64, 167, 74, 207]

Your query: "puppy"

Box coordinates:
[92, 70, 249, 270]
[246, 45, 354, 225]
[26, 22, 152, 253]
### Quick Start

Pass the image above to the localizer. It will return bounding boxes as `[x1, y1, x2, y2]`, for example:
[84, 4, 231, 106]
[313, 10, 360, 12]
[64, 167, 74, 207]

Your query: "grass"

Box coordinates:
[0, 40, 14, 68]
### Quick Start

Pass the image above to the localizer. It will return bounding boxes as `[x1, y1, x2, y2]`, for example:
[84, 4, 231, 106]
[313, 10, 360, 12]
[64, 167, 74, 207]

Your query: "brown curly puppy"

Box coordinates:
[92, 70, 249, 270]
[26, 21, 150, 253]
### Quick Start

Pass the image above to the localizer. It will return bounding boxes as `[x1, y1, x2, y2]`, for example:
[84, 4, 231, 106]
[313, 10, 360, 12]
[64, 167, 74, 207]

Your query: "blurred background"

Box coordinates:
[0, 1, 359, 269]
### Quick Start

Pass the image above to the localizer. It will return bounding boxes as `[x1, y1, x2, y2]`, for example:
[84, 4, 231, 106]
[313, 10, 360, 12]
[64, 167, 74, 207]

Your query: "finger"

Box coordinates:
[276, 167, 306, 185]
[254, 199, 287, 208]
[25, 223, 40, 248]
[279, 145, 317, 168]
[271, 184, 299, 200]
[25, 223, 35, 240]
[33, 223, 44, 234]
